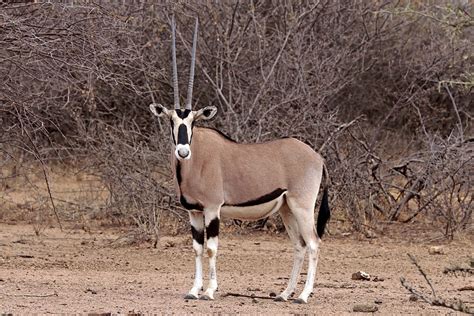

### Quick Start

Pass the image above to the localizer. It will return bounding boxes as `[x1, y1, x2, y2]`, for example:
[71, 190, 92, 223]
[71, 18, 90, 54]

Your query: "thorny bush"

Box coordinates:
[0, 1, 472, 240]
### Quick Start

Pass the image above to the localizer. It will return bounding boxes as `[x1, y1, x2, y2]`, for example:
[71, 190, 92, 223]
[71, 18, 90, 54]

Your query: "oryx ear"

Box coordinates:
[149, 103, 171, 118]
[194, 106, 217, 121]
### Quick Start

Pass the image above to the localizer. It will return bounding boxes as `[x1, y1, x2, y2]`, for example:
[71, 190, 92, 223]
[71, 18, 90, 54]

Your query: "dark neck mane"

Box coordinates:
[199, 127, 236, 142]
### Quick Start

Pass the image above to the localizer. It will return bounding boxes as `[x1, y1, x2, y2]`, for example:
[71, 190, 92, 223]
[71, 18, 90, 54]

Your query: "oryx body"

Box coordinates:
[149, 16, 330, 304]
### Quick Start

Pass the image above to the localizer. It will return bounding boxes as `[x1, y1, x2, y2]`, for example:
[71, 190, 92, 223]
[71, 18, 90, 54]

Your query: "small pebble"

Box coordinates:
[352, 271, 371, 281]
[353, 304, 378, 312]
[85, 288, 97, 294]
[365, 231, 377, 239]
[428, 246, 444, 255]
[409, 295, 418, 301]
[269, 292, 277, 297]
[374, 299, 383, 304]
[252, 298, 258, 303]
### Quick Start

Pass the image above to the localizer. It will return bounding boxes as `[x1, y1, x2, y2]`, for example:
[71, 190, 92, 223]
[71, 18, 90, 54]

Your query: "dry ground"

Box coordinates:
[0, 223, 472, 314]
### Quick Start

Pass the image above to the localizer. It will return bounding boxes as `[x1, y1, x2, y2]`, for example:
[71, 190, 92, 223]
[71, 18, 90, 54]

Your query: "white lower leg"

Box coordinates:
[279, 246, 306, 300]
[186, 212, 204, 299]
[203, 236, 218, 299]
[297, 239, 320, 302]
[188, 240, 203, 297]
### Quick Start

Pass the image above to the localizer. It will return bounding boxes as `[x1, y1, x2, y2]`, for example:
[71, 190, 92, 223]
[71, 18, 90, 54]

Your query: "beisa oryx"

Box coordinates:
[149, 16, 330, 304]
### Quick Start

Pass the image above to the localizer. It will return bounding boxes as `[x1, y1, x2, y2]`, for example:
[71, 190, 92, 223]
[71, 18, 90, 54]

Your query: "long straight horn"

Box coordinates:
[185, 17, 198, 110]
[171, 15, 180, 109]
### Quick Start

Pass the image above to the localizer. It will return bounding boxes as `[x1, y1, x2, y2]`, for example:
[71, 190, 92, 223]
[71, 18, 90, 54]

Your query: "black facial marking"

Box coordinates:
[226, 188, 287, 207]
[170, 118, 176, 144]
[176, 161, 182, 185]
[206, 218, 219, 239]
[176, 162, 204, 211]
[191, 226, 204, 245]
[177, 124, 188, 145]
[176, 109, 192, 119]
[180, 195, 204, 211]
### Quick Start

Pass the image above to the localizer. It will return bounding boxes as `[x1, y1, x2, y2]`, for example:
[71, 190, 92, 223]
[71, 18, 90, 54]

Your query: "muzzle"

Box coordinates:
[175, 144, 191, 160]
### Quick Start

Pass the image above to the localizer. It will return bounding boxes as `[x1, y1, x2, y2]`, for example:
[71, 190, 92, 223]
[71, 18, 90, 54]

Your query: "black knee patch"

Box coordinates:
[206, 218, 219, 239]
[191, 226, 204, 245]
[299, 235, 306, 248]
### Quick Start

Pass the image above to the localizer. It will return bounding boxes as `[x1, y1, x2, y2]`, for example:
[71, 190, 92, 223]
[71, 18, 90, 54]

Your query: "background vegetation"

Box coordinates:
[0, 0, 472, 241]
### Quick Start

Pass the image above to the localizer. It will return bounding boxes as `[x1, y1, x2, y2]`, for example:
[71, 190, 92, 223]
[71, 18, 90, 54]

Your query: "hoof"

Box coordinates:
[274, 296, 287, 302]
[293, 298, 307, 304]
[200, 294, 213, 301]
[184, 293, 199, 300]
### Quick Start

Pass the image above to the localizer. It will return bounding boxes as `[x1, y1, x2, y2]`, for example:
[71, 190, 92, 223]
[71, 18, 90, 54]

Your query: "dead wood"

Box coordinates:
[400, 253, 473, 314]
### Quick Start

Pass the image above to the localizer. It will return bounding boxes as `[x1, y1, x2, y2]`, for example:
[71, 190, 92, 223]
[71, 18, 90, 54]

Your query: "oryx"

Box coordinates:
[149, 16, 330, 304]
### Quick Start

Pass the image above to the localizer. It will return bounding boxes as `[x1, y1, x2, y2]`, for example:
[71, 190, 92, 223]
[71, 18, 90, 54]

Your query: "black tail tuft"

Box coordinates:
[316, 187, 330, 239]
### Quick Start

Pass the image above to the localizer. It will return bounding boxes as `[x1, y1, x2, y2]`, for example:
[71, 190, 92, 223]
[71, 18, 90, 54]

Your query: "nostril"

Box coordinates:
[178, 148, 189, 158]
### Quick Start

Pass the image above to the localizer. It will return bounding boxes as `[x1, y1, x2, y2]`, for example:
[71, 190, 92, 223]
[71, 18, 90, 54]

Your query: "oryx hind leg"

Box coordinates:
[185, 211, 205, 299]
[275, 202, 306, 302]
[286, 195, 321, 304]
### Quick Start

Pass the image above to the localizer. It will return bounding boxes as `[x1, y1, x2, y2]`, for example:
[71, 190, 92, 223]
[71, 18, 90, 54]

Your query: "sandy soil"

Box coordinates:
[0, 223, 472, 314]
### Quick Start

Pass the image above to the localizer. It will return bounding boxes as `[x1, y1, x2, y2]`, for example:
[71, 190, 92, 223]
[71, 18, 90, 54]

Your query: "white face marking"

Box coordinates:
[170, 110, 195, 160]
[175, 144, 191, 160]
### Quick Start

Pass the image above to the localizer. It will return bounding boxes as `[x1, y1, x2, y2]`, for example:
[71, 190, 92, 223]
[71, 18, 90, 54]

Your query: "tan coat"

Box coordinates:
[173, 127, 325, 218]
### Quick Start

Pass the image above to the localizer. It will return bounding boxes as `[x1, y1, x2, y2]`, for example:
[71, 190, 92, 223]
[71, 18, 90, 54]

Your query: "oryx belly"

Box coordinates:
[221, 191, 286, 220]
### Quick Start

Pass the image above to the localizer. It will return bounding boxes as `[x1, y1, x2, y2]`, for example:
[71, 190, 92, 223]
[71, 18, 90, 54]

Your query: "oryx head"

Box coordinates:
[150, 16, 217, 161]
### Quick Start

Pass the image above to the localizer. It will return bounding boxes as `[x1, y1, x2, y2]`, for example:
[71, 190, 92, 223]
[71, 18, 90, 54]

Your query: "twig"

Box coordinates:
[20, 111, 63, 231]
[443, 266, 474, 277]
[407, 254, 436, 298]
[402, 190, 443, 223]
[400, 253, 473, 314]
[444, 84, 464, 142]
[319, 115, 363, 153]
[400, 277, 433, 304]
[222, 292, 275, 300]
[243, 1, 321, 125]
[389, 177, 424, 221]
[2, 292, 58, 298]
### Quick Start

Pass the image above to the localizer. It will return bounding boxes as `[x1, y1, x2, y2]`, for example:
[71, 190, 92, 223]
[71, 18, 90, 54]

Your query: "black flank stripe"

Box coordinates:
[191, 226, 204, 245]
[227, 188, 287, 207]
[206, 218, 219, 239]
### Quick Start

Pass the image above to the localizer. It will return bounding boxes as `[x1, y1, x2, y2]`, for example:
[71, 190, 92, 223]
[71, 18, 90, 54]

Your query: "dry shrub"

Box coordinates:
[0, 1, 472, 239]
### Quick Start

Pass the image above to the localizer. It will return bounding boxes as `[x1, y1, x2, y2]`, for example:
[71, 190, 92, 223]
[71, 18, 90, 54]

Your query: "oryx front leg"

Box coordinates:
[185, 211, 204, 300]
[201, 213, 220, 300]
